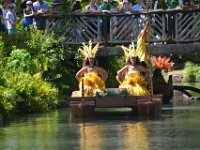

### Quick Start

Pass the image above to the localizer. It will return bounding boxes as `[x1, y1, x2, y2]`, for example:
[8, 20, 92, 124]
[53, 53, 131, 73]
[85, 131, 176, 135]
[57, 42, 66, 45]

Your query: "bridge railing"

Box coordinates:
[43, 9, 200, 45]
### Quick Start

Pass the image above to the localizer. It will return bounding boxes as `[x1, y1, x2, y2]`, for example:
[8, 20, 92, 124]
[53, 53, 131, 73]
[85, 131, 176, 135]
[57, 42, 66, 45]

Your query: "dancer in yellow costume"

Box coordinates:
[116, 42, 149, 96]
[116, 19, 151, 96]
[76, 41, 108, 97]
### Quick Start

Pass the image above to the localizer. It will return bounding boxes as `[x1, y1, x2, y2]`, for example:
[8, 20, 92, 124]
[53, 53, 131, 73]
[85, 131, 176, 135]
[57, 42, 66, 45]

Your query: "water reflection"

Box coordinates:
[123, 122, 149, 150]
[0, 83, 200, 150]
[79, 121, 150, 150]
[0, 111, 60, 150]
[80, 124, 103, 150]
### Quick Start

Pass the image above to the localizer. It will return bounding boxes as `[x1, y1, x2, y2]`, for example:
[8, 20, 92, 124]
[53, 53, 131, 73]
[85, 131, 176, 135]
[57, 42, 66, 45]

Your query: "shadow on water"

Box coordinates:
[68, 107, 163, 123]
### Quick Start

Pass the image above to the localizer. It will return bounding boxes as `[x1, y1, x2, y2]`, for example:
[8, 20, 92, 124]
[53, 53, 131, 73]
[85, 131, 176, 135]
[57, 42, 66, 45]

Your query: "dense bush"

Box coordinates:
[1, 71, 58, 113]
[0, 47, 59, 117]
[4, 71, 58, 113]
[183, 62, 200, 82]
[2, 29, 78, 95]
[0, 28, 79, 119]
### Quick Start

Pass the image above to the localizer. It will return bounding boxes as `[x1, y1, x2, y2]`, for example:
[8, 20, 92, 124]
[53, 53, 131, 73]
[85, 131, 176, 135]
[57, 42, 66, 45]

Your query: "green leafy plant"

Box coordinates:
[7, 48, 36, 74]
[3, 71, 58, 113]
[183, 62, 200, 82]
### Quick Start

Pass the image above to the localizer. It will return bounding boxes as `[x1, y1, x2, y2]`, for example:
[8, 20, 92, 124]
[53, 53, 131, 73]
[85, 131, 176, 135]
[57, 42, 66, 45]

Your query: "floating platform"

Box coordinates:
[69, 89, 162, 117]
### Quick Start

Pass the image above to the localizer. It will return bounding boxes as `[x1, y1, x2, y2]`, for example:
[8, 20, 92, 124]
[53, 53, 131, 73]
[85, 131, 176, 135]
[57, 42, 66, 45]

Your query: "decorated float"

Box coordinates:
[69, 39, 175, 117]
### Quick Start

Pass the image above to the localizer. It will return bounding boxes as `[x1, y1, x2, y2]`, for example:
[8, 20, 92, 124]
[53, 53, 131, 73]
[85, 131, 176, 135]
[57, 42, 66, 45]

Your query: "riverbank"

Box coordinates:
[169, 69, 184, 83]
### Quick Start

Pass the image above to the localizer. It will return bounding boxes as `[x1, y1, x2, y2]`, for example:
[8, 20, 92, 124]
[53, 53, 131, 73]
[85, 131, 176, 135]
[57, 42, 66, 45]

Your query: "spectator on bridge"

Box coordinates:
[85, 0, 99, 13]
[119, 0, 132, 13]
[111, 0, 118, 34]
[99, 0, 113, 13]
[71, 0, 82, 12]
[99, 0, 113, 42]
[118, 0, 132, 39]
[111, 0, 118, 12]
[6, 3, 17, 35]
[33, 0, 49, 30]
[85, 0, 99, 37]
[132, 0, 146, 30]
[21, 0, 36, 15]
[1, 1, 9, 33]
[10, 0, 16, 9]
[95, 0, 102, 10]
[181, 0, 195, 9]
[132, 0, 146, 12]
[22, 1, 35, 30]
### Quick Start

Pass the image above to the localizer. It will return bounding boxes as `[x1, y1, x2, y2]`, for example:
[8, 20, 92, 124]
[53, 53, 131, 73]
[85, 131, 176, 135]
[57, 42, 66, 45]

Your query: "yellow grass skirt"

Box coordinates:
[119, 73, 149, 96]
[78, 73, 105, 97]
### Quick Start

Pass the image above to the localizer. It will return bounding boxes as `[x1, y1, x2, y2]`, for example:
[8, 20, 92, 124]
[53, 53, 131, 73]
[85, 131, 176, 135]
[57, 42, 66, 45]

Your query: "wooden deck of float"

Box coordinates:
[69, 95, 162, 108]
[69, 90, 163, 117]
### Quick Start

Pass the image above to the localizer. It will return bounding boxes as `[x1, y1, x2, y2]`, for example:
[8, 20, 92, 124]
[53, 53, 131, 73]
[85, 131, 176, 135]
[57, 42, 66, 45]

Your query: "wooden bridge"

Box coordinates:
[42, 9, 200, 45]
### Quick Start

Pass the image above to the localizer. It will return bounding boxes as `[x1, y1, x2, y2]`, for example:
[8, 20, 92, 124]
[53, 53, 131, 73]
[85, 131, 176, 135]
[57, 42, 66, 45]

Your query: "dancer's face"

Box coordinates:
[89, 57, 94, 66]
[130, 56, 137, 65]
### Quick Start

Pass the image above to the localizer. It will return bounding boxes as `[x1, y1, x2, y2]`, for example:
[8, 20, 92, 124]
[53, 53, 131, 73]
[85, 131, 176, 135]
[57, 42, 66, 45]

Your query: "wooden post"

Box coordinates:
[168, 14, 174, 43]
[71, 103, 95, 118]
[145, 2, 154, 99]
[168, 75, 174, 98]
[81, 79, 84, 99]
[131, 105, 138, 115]
[151, 99, 162, 116]
[138, 102, 150, 116]
[102, 14, 108, 45]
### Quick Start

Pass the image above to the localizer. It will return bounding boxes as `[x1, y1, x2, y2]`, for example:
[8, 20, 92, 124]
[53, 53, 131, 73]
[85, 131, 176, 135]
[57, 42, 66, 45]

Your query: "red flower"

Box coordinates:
[152, 56, 174, 72]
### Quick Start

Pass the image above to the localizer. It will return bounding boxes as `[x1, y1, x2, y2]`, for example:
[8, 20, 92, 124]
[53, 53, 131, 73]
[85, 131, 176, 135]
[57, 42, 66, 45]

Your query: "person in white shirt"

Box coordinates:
[6, 4, 17, 35]
[119, 0, 132, 13]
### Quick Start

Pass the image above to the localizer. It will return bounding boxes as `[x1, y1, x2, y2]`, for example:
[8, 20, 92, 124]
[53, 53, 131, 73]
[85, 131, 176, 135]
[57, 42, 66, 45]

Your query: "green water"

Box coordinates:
[0, 84, 200, 150]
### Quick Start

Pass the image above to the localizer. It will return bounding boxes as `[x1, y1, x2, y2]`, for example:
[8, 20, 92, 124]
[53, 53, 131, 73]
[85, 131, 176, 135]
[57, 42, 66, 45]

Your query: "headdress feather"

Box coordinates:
[78, 40, 100, 58]
[121, 42, 137, 61]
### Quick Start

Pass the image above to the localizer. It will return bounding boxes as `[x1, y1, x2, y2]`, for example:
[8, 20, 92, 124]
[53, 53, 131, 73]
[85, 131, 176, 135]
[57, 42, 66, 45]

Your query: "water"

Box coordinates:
[0, 84, 200, 150]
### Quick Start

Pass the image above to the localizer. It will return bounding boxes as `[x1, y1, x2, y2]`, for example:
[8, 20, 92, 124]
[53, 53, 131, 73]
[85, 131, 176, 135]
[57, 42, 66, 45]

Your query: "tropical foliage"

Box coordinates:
[0, 44, 59, 118]
[183, 62, 200, 82]
[0, 28, 79, 120]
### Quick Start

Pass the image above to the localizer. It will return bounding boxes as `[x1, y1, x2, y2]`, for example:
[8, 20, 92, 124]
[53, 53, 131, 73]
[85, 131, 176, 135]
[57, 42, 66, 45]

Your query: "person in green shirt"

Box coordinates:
[99, 0, 112, 41]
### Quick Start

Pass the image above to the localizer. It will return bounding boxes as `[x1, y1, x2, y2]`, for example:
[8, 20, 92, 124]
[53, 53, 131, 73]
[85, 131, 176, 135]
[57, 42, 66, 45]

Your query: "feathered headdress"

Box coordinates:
[78, 40, 100, 59]
[121, 42, 137, 61]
